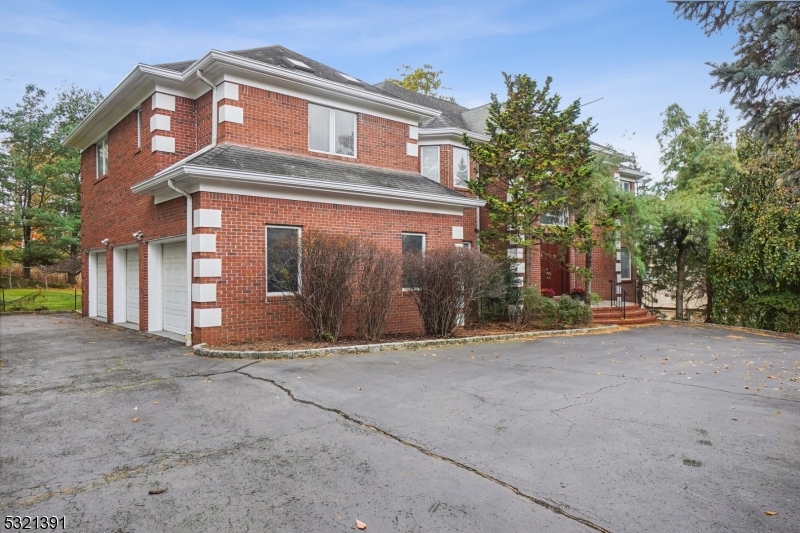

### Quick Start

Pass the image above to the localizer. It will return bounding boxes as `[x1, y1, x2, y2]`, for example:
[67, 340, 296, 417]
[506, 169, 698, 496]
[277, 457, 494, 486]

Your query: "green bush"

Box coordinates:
[557, 296, 592, 326]
[731, 293, 800, 334]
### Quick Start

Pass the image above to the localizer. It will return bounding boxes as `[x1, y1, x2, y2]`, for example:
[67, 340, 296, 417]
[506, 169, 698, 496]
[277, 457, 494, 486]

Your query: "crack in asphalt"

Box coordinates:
[233, 368, 613, 533]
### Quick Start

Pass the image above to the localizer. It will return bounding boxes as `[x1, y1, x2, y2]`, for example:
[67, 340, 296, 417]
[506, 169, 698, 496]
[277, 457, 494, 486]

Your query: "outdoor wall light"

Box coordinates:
[100, 238, 109, 246]
[133, 231, 144, 241]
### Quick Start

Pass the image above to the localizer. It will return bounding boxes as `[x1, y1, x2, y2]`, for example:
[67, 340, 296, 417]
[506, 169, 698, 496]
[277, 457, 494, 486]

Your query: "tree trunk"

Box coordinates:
[675, 232, 687, 320]
[68, 273, 77, 285]
[524, 246, 530, 287]
[22, 224, 32, 279]
[705, 274, 714, 323]
[584, 249, 593, 304]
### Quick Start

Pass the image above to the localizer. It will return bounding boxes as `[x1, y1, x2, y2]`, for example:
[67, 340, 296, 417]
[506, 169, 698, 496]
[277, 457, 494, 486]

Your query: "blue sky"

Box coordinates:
[0, 0, 741, 176]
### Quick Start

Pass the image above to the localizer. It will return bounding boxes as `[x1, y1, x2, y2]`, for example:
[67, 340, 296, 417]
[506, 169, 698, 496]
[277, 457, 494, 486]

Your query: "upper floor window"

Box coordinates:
[541, 208, 568, 226]
[620, 180, 634, 193]
[420, 146, 440, 182]
[96, 137, 108, 177]
[309, 104, 356, 157]
[135, 110, 141, 148]
[453, 147, 470, 188]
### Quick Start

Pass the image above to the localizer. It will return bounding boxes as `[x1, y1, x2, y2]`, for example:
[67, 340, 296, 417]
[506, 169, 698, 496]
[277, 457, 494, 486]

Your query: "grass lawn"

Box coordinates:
[1, 288, 81, 312]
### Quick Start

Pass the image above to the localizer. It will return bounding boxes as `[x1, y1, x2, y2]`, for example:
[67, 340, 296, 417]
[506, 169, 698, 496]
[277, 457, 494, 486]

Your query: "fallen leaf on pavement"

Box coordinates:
[132, 417, 139, 423]
[152, 401, 159, 404]
[149, 488, 167, 495]
[356, 519, 367, 529]
[764, 511, 778, 516]
[775, 411, 781, 416]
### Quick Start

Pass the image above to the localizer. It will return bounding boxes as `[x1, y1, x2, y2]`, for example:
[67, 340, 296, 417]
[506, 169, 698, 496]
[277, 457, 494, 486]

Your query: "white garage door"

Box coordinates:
[126, 249, 139, 324]
[96, 252, 107, 318]
[162, 243, 187, 335]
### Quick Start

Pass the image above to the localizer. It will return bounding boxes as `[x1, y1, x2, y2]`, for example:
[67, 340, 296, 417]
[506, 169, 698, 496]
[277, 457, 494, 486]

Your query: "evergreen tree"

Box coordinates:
[673, 1, 800, 141]
[464, 74, 595, 285]
[0, 84, 102, 278]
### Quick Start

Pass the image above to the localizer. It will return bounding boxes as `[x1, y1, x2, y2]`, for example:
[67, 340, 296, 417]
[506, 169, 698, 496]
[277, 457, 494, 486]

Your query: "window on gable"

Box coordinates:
[308, 103, 356, 157]
[453, 147, 470, 188]
[541, 208, 568, 226]
[96, 137, 108, 177]
[620, 247, 632, 280]
[401, 233, 425, 289]
[266, 226, 300, 294]
[420, 146, 440, 182]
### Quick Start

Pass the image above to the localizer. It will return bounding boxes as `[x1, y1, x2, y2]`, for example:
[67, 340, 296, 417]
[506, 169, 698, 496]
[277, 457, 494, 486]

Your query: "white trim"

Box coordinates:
[308, 103, 357, 158]
[151, 136, 175, 153]
[218, 105, 244, 124]
[507, 248, 523, 259]
[216, 81, 239, 102]
[150, 114, 171, 132]
[147, 241, 163, 331]
[194, 308, 222, 328]
[95, 137, 108, 177]
[88, 252, 98, 317]
[417, 127, 490, 147]
[193, 209, 222, 228]
[64, 51, 441, 150]
[620, 247, 632, 281]
[191, 233, 216, 253]
[192, 283, 217, 302]
[134, 165, 485, 213]
[112, 247, 126, 323]
[193, 258, 222, 277]
[152, 92, 176, 111]
[135, 109, 141, 148]
[266, 225, 302, 295]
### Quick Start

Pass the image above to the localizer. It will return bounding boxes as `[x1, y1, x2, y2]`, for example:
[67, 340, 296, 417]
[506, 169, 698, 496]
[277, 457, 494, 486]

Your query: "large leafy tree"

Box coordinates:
[641, 104, 739, 320]
[0, 84, 102, 278]
[673, 2, 800, 142]
[464, 74, 595, 285]
[710, 128, 800, 332]
[388, 64, 456, 103]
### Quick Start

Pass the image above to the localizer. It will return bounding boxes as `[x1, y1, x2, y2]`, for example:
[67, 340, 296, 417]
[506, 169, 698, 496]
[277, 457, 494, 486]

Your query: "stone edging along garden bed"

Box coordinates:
[193, 325, 621, 360]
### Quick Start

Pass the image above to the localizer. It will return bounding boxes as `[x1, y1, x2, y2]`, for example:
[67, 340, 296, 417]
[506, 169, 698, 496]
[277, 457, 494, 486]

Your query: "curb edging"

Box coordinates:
[193, 325, 621, 360]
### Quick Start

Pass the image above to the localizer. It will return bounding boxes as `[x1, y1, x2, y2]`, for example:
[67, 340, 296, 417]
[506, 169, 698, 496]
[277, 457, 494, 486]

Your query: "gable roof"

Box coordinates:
[157, 45, 388, 96]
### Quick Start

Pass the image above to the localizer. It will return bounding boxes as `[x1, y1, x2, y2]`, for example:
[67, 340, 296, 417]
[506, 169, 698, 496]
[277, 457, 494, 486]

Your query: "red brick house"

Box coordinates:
[65, 46, 643, 345]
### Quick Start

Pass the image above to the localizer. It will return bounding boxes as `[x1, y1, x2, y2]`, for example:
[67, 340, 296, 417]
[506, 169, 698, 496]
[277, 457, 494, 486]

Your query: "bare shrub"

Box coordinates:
[404, 248, 502, 337]
[354, 244, 401, 341]
[270, 230, 361, 341]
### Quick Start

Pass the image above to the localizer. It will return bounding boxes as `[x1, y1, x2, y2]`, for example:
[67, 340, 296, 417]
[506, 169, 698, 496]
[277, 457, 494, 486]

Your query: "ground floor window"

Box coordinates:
[402, 233, 425, 289]
[620, 247, 631, 280]
[266, 226, 300, 293]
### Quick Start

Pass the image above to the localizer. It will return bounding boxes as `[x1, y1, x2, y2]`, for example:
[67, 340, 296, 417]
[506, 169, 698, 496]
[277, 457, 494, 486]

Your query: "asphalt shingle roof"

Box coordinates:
[155, 45, 387, 96]
[185, 144, 472, 200]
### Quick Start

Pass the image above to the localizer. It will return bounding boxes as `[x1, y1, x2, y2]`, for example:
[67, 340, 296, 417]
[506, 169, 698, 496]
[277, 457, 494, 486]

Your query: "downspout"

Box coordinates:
[168, 179, 193, 347]
[475, 207, 480, 252]
[163, 71, 216, 347]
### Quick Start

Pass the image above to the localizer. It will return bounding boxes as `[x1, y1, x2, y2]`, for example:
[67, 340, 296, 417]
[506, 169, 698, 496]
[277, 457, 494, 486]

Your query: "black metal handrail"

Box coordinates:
[621, 288, 628, 320]
[608, 280, 628, 320]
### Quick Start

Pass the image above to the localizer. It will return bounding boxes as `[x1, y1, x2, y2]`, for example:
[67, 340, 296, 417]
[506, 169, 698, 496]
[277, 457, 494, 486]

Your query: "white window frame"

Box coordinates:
[455, 241, 471, 249]
[401, 232, 425, 290]
[452, 147, 470, 189]
[135, 109, 141, 148]
[620, 180, 634, 193]
[541, 208, 569, 226]
[96, 137, 108, 178]
[420, 145, 440, 182]
[620, 247, 632, 281]
[265, 225, 302, 296]
[308, 103, 357, 158]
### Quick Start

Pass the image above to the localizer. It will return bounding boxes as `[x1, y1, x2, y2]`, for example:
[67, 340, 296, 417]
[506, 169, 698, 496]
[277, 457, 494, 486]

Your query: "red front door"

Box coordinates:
[540, 243, 570, 295]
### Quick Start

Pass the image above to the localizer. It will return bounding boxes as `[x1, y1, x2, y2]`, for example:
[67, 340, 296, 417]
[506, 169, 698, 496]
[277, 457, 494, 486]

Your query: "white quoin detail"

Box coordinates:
[150, 114, 171, 132]
[151, 136, 175, 153]
[193, 258, 222, 278]
[193, 209, 222, 228]
[192, 283, 217, 302]
[218, 105, 244, 124]
[216, 82, 240, 102]
[406, 143, 418, 157]
[152, 92, 176, 112]
[194, 308, 222, 328]
[451, 226, 464, 240]
[409, 125, 419, 140]
[191, 233, 216, 253]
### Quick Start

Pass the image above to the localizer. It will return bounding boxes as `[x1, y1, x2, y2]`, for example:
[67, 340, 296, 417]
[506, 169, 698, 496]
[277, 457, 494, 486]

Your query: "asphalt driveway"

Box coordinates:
[1, 314, 798, 532]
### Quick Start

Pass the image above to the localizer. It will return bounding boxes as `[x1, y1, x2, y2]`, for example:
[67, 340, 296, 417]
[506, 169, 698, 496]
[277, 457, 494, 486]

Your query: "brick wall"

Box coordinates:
[191, 192, 468, 344]
[216, 84, 419, 172]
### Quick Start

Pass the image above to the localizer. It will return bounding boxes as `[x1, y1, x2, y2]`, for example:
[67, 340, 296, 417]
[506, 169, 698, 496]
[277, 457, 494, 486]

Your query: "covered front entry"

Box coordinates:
[540, 243, 570, 296]
[162, 243, 187, 335]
